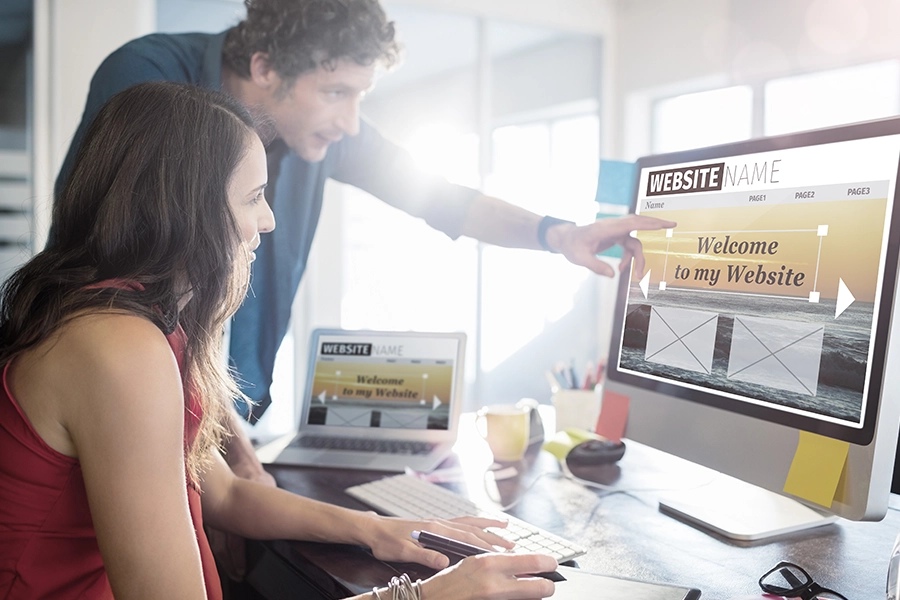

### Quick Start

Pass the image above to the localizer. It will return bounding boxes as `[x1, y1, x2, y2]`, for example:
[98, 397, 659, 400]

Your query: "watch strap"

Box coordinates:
[537, 215, 575, 253]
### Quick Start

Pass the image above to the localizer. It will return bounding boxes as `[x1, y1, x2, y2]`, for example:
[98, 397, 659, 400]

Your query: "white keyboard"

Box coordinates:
[345, 474, 586, 563]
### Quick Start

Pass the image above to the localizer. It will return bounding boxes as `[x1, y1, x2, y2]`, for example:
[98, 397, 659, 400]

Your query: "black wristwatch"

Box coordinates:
[537, 215, 575, 253]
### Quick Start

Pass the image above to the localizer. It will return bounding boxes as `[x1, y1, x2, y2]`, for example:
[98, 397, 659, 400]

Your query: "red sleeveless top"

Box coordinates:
[0, 321, 222, 599]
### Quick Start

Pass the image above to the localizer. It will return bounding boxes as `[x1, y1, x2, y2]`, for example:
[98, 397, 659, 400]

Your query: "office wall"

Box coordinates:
[388, 0, 614, 36]
[157, 0, 243, 32]
[612, 0, 900, 158]
[364, 35, 600, 142]
[159, 0, 615, 34]
[32, 0, 155, 249]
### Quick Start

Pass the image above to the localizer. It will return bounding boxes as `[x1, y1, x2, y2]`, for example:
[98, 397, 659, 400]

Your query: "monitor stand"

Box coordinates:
[658, 473, 837, 542]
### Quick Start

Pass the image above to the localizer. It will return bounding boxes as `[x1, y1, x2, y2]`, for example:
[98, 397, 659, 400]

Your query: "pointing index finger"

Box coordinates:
[622, 214, 677, 231]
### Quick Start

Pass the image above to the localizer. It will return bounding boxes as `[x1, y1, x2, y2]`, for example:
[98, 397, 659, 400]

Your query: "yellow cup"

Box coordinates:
[477, 404, 531, 462]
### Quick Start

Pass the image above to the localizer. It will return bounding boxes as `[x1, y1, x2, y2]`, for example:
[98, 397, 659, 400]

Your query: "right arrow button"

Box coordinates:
[835, 278, 855, 319]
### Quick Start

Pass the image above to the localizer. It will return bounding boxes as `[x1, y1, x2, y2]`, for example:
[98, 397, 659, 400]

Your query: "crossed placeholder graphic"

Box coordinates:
[645, 306, 719, 374]
[727, 315, 824, 396]
[324, 407, 372, 427]
[324, 406, 429, 429]
[645, 307, 825, 397]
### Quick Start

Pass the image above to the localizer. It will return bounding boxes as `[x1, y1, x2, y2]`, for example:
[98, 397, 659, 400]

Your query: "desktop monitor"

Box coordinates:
[604, 117, 900, 540]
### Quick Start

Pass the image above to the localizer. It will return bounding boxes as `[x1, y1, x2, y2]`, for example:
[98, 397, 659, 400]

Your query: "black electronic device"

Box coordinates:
[565, 439, 626, 466]
[517, 398, 545, 447]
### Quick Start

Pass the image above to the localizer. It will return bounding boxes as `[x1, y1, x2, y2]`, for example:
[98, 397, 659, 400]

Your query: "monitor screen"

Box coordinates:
[611, 129, 900, 445]
[605, 117, 900, 524]
[304, 332, 463, 431]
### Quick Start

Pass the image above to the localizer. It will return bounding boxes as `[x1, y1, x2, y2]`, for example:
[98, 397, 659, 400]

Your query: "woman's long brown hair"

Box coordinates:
[0, 81, 259, 481]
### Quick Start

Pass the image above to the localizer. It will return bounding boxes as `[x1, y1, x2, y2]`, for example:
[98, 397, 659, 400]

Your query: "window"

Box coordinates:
[337, 113, 600, 407]
[652, 86, 753, 154]
[339, 192, 479, 338]
[297, 13, 604, 412]
[764, 61, 900, 135]
[481, 115, 599, 372]
[651, 61, 900, 155]
[340, 125, 480, 389]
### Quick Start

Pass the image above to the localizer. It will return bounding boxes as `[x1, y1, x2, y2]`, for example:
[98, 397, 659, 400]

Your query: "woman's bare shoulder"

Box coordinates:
[9, 311, 184, 458]
[43, 311, 176, 374]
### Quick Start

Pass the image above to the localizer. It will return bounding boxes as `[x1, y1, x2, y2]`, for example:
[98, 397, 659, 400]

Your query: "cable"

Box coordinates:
[483, 469, 560, 512]
[481, 458, 719, 512]
[562, 459, 720, 498]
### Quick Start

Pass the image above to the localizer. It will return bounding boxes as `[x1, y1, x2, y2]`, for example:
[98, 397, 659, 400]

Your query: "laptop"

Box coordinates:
[261, 329, 467, 472]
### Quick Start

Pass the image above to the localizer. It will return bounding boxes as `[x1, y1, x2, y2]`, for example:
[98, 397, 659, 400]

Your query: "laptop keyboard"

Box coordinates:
[291, 435, 436, 455]
[345, 474, 587, 563]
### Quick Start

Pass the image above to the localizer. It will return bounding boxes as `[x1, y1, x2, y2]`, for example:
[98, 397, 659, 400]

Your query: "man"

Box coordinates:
[55, 0, 674, 482]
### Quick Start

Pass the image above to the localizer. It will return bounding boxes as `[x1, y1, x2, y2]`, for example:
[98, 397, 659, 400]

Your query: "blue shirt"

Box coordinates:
[55, 32, 478, 421]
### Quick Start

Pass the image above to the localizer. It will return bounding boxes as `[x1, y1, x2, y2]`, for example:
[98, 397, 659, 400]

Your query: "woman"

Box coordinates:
[0, 81, 555, 599]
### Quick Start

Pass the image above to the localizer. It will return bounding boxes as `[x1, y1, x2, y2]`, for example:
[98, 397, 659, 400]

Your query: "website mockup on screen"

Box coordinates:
[617, 135, 900, 429]
[305, 333, 461, 431]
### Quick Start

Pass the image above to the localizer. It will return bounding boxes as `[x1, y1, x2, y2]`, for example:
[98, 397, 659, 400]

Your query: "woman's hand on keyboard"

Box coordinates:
[362, 514, 514, 570]
[420, 553, 557, 600]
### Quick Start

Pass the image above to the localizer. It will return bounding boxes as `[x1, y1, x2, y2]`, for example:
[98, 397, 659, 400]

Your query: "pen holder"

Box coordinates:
[551, 389, 601, 433]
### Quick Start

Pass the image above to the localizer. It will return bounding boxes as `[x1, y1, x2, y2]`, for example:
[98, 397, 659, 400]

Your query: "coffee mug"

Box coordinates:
[476, 404, 531, 462]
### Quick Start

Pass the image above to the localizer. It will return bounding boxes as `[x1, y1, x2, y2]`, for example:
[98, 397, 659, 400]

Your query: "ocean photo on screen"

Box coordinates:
[620, 283, 872, 422]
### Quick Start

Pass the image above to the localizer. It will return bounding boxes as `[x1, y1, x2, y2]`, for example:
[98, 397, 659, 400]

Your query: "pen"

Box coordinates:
[551, 366, 570, 390]
[594, 359, 606, 385]
[411, 530, 566, 582]
[581, 361, 595, 390]
[545, 370, 561, 393]
[568, 360, 578, 390]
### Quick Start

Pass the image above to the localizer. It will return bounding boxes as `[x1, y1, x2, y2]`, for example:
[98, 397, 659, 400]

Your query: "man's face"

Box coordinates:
[263, 59, 376, 162]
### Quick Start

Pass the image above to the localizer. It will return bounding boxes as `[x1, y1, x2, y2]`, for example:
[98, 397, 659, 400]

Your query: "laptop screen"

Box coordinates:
[303, 331, 464, 431]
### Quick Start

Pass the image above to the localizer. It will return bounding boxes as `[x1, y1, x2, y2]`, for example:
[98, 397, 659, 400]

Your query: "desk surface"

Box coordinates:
[252, 420, 897, 599]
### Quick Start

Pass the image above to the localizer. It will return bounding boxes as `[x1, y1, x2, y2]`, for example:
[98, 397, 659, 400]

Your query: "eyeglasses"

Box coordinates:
[759, 562, 848, 600]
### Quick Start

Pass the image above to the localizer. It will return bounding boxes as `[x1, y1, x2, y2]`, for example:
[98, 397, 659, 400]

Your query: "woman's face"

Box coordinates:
[228, 134, 275, 261]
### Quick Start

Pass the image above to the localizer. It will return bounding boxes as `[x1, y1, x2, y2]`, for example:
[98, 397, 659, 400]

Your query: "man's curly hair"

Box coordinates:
[223, 0, 401, 83]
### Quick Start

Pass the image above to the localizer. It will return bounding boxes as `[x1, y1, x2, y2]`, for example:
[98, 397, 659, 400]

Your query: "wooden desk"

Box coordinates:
[247, 421, 898, 599]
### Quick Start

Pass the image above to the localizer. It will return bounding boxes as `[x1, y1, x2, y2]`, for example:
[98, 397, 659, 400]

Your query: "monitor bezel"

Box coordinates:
[607, 117, 900, 447]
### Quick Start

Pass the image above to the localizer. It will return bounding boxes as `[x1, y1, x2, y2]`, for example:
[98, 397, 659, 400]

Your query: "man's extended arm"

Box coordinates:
[333, 124, 674, 275]
[461, 194, 676, 277]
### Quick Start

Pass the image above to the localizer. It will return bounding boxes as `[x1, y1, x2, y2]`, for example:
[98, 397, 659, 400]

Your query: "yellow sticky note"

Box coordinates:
[542, 431, 576, 462]
[543, 428, 603, 462]
[563, 428, 602, 445]
[783, 431, 850, 508]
